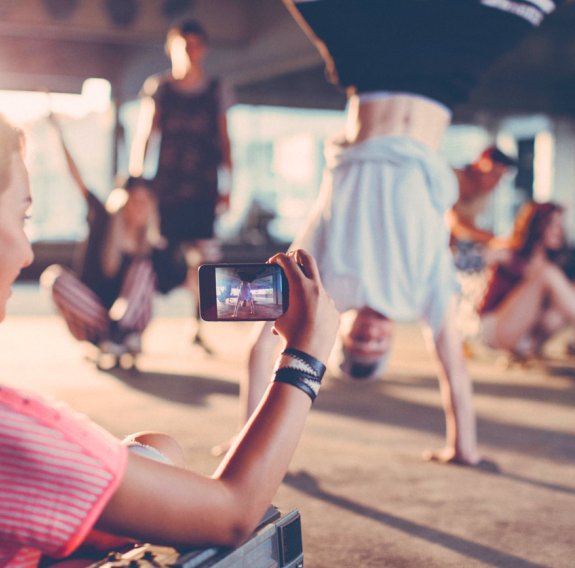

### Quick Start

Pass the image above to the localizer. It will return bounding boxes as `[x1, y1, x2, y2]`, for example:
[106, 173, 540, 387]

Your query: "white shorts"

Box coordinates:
[294, 135, 459, 337]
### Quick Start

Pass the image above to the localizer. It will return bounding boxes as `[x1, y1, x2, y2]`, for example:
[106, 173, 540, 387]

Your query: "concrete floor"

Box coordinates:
[2, 284, 575, 567]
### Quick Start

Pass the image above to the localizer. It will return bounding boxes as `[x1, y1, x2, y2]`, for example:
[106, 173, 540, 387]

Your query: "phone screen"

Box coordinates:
[198, 263, 289, 321]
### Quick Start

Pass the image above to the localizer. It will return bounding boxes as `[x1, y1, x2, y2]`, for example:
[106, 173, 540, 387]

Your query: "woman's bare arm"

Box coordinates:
[96, 250, 339, 547]
[48, 114, 90, 200]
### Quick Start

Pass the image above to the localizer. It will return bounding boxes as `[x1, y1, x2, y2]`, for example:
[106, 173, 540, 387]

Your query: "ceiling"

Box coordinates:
[1, 0, 575, 120]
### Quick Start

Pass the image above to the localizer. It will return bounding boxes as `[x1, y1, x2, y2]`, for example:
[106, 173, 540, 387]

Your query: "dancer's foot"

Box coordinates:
[423, 447, 499, 472]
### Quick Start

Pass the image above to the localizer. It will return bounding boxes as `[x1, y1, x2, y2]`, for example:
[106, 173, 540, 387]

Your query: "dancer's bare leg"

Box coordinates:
[424, 297, 480, 465]
[529, 306, 568, 356]
[487, 262, 575, 351]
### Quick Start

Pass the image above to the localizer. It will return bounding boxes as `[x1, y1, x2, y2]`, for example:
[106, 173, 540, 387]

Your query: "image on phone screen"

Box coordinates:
[199, 263, 288, 321]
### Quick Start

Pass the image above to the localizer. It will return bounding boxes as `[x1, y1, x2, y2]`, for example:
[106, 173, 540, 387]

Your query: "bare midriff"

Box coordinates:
[344, 93, 452, 151]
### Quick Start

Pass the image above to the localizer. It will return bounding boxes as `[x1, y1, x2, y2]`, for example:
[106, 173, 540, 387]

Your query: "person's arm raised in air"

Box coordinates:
[47, 113, 89, 201]
[96, 249, 340, 547]
[128, 80, 159, 177]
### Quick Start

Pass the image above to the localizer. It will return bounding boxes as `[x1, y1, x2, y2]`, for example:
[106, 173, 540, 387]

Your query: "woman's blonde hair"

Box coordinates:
[0, 114, 24, 194]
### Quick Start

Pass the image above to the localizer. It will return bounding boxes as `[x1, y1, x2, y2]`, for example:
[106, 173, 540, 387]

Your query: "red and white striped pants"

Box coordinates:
[43, 258, 156, 345]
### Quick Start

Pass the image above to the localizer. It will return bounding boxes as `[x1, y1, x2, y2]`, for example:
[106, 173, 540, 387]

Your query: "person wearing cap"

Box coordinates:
[449, 145, 517, 248]
[236, 0, 566, 467]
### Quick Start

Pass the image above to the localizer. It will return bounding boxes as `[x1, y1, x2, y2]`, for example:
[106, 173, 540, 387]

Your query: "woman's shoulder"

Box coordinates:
[1, 384, 126, 466]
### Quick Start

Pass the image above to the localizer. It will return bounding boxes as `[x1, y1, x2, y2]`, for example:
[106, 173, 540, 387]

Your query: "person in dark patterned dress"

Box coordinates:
[131, 19, 234, 350]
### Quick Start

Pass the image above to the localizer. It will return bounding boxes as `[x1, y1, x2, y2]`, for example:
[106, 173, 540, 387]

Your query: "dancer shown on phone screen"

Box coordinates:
[236, 0, 566, 466]
[233, 281, 255, 318]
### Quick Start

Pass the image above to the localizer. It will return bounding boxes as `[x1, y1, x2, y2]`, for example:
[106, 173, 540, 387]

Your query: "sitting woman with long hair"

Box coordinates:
[41, 115, 163, 365]
[0, 112, 339, 566]
[478, 201, 575, 359]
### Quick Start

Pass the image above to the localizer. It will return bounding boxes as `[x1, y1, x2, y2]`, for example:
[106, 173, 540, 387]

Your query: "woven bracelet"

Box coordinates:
[280, 348, 326, 379]
[273, 367, 321, 402]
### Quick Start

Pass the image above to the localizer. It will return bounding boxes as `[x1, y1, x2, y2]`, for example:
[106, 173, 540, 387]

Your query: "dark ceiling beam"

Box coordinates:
[0, 0, 249, 46]
[0, 1, 574, 118]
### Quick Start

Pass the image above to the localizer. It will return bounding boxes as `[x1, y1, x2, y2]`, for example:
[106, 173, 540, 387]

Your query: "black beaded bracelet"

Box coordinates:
[280, 348, 326, 379]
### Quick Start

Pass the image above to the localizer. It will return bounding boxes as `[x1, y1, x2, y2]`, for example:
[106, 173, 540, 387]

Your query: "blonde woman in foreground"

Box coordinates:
[0, 114, 339, 566]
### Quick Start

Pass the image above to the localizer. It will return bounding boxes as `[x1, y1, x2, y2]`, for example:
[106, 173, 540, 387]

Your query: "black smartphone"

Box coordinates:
[198, 263, 289, 322]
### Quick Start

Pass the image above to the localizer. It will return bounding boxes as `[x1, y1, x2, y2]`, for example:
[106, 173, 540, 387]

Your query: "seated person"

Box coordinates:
[478, 201, 575, 359]
[448, 146, 516, 272]
[0, 113, 339, 566]
[41, 115, 162, 359]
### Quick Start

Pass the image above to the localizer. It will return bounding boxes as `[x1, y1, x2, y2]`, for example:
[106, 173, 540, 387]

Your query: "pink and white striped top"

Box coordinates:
[0, 386, 128, 567]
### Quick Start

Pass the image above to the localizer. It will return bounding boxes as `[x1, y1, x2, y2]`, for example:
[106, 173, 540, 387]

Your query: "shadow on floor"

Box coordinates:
[105, 365, 575, 465]
[108, 367, 239, 408]
[284, 470, 546, 568]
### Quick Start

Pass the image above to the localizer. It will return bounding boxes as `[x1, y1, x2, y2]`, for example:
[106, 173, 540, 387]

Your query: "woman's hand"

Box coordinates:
[268, 249, 339, 363]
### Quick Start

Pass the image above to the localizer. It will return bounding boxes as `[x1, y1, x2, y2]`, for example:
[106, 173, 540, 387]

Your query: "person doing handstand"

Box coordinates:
[233, 280, 255, 317]
[240, 0, 566, 466]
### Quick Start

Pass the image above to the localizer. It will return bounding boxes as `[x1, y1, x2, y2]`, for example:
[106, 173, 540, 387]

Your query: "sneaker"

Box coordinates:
[123, 333, 142, 355]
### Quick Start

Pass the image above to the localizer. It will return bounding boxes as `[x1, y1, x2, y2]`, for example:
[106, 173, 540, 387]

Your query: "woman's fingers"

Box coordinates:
[270, 252, 305, 287]
[292, 249, 320, 282]
[270, 249, 318, 283]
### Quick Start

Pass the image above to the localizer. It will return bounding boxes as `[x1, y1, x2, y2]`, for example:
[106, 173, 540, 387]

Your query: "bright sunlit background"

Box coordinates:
[1, 79, 556, 246]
